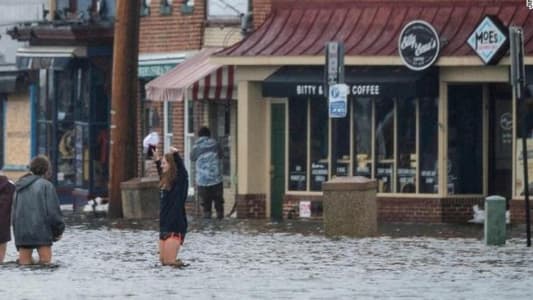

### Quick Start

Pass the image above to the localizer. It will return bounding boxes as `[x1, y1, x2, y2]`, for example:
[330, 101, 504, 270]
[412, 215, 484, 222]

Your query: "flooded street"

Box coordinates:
[1, 214, 533, 299]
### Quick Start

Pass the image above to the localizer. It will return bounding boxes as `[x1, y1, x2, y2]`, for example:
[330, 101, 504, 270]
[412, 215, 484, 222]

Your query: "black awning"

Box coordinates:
[262, 66, 438, 98]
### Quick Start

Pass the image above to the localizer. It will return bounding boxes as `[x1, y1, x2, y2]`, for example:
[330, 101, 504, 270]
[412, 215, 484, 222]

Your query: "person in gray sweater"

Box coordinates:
[12, 155, 65, 265]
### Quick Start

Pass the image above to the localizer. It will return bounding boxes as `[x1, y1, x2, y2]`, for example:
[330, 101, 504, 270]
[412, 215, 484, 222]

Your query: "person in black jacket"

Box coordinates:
[0, 174, 15, 263]
[155, 147, 189, 266]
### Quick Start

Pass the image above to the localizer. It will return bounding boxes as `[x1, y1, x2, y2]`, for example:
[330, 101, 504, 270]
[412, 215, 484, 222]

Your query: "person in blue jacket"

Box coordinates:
[155, 147, 189, 266]
[12, 155, 64, 265]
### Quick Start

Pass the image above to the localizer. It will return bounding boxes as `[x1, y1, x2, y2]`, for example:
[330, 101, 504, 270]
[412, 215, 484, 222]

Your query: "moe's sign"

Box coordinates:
[467, 16, 508, 65]
[399, 20, 440, 71]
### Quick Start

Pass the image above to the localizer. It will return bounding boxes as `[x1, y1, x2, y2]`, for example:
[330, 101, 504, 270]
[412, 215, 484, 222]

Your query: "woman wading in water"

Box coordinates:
[155, 147, 189, 266]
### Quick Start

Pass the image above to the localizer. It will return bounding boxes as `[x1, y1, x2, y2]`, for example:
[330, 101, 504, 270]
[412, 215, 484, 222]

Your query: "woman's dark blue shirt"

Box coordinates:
[156, 152, 189, 238]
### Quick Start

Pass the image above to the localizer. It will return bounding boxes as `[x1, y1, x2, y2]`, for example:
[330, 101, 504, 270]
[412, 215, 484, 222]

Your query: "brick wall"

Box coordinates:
[281, 194, 487, 224]
[284, 194, 322, 219]
[440, 197, 484, 223]
[236, 193, 266, 218]
[139, 1, 205, 54]
[510, 198, 533, 224]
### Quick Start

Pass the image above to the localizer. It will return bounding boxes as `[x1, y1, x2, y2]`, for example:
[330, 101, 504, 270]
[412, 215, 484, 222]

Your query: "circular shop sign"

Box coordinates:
[398, 20, 440, 71]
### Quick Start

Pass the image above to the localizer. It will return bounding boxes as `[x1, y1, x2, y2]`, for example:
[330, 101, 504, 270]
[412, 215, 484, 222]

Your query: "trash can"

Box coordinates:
[484, 195, 506, 246]
[120, 177, 160, 219]
[322, 176, 378, 237]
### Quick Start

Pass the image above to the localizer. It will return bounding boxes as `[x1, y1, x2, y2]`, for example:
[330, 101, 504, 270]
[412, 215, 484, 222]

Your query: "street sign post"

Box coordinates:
[325, 42, 345, 178]
[510, 26, 531, 247]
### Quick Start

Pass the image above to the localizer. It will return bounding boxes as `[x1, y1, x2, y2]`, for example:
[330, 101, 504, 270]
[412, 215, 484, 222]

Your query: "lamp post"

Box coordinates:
[510, 26, 531, 247]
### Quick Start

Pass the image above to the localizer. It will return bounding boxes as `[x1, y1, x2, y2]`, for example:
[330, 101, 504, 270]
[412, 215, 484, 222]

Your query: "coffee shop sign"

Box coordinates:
[296, 84, 380, 96]
[398, 20, 440, 71]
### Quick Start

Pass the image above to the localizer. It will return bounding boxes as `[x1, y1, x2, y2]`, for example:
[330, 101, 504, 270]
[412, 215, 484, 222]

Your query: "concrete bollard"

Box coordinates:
[484, 195, 506, 246]
[322, 176, 377, 238]
[121, 177, 160, 219]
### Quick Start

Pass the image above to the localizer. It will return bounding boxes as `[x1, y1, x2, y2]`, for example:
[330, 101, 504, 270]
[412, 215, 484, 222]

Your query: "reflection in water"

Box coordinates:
[1, 213, 532, 299]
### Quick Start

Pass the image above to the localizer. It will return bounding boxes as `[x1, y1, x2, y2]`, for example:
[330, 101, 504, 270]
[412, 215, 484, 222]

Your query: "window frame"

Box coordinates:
[285, 96, 439, 196]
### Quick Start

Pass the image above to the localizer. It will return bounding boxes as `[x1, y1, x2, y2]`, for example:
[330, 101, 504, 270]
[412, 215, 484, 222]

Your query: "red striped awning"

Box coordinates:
[145, 48, 236, 102]
[191, 65, 235, 102]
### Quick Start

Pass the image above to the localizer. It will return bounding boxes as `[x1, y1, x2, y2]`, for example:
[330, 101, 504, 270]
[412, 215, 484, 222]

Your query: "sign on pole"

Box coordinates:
[329, 83, 348, 118]
[325, 42, 345, 178]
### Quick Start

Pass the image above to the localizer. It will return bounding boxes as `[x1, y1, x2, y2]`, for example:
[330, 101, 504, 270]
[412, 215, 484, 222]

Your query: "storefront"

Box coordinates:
[145, 48, 238, 215]
[212, 0, 533, 223]
[8, 23, 114, 206]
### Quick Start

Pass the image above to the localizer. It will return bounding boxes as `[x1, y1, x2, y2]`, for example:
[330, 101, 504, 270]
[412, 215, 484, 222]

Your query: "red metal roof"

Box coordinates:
[218, 0, 533, 57]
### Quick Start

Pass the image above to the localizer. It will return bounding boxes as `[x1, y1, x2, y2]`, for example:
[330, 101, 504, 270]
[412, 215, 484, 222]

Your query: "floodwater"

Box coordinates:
[1, 213, 533, 299]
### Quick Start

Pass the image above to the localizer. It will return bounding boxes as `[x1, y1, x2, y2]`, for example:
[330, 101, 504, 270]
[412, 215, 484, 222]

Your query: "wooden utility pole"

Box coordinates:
[108, 0, 141, 218]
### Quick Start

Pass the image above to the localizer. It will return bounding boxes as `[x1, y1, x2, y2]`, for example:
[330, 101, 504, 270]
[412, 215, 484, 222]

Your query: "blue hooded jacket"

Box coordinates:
[190, 136, 223, 187]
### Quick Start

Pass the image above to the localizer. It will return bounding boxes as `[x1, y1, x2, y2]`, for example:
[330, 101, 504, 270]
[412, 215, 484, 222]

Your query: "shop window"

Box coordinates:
[353, 97, 372, 177]
[36, 122, 53, 160]
[56, 70, 76, 186]
[288, 97, 308, 191]
[74, 68, 90, 122]
[36, 64, 110, 196]
[90, 66, 110, 192]
[310, 98, 329, 191]
[419, 97, 438, 193]
[92, 124, 109, 190]
[75, 124, 89, 187]
[396, 98, 416, 193]
[375, 98, 394, 192]
[287, 96, 438, 194]
[448, 85, 483, 194]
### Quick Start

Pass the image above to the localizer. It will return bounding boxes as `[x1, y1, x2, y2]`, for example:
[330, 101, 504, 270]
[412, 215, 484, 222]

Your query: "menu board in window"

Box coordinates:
[398, 168, 416, 193]
[376, 163, 393, 192]
[289, 165, 306, 190]
[336, 162, 349, 177]
[311, 162, 328, 190]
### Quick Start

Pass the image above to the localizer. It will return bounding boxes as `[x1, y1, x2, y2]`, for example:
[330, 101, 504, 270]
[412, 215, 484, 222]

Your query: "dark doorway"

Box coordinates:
[488, 84, 513, 203]
[270, 103, 285, 219]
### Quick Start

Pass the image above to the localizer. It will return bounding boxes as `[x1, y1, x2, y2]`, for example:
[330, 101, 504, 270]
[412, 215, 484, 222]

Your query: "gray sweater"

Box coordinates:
[12, 174, 65, 247]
